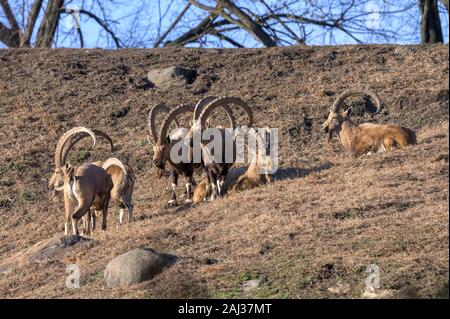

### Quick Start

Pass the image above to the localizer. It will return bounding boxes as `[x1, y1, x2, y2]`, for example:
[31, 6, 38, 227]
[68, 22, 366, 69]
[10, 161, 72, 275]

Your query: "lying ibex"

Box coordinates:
[320, 89, 417, 158]
[193, 130, 272, 204]
[149, 97, 243, 205]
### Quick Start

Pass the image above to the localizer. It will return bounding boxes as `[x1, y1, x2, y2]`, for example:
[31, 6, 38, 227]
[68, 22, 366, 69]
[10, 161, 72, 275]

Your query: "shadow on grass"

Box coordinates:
[274, 161, 333, 181]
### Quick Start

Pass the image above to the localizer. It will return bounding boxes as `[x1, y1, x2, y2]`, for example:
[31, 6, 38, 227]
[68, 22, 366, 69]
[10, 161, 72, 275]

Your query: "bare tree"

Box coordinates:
[1, 0, 448, 48]
[154, 0, 426, 48]
[0, 0, 122, 48]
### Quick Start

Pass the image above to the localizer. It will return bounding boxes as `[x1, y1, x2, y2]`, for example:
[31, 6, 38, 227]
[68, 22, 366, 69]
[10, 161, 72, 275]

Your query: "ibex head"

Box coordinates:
[321, 89, 382, 143]
[149, 103, 191, 178]
[49, 127, 97, 195]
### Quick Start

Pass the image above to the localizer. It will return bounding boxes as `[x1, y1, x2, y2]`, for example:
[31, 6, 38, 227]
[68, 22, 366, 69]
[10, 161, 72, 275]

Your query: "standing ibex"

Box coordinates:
[196, 97, 253, 199]
[62, 162, 113, 235]
[149, 97, 244, 205]
[193, 129, 272, 204]
[49, 127, 113, 235]
[320, 89, 417, 158]
[63, 132, 135, 228]
[50, 127, 135, 233]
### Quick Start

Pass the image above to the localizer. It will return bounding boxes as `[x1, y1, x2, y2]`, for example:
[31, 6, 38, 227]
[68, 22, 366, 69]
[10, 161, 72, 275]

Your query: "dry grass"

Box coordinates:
[0, 45, 448, 298]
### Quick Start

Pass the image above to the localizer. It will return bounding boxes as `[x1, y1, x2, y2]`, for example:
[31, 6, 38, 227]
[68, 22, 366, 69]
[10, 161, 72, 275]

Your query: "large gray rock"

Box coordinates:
[147, 66, 196, 87]
[104, 248, 177, 288]
[0, 235, 88, 275]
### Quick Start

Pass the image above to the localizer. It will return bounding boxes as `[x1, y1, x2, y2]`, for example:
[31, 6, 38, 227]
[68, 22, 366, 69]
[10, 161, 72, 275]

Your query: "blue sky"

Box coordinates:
[1, 0, 449, 48]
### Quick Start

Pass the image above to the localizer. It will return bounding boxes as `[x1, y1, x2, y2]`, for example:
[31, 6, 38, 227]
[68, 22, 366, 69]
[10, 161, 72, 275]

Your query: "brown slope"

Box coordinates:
[0, 45, 448, 298]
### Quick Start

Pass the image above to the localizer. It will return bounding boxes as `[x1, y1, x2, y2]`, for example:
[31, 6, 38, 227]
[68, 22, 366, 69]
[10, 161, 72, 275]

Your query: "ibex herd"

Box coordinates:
[49, 90, 416, 235]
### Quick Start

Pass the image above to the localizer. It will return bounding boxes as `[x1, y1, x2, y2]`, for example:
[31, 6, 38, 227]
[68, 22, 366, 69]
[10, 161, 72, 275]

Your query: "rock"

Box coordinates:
[242, 279, 262, 292]
[147, 66, 197, 87]
[0, 235, 88, 275]
[327, 282, 350, 295]
[104, 248, 177, 288]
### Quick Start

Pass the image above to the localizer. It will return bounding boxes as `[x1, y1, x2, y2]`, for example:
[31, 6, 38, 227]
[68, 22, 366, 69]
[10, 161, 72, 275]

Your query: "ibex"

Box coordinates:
[62, 162, 113, 235]
[196, 97, 253, 200]
[149, 97, 247, 205]
[49, 127, 113, 235]
[50, 127, 135, 233]
[63, 132, 135, 228]
[193, 130, 272, 204]
[320, 89, 417, 158]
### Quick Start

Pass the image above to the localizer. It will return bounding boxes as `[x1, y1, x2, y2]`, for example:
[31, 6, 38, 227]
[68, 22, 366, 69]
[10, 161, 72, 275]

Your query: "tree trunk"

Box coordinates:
[0, 22, 20, 46]
[419, 0, 444, 44]
[21, 0, 44, 46]
[35, 0, 64, 48]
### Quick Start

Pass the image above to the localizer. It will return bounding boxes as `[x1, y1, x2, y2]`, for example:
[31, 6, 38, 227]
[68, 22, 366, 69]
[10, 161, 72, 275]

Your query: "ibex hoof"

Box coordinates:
[185, 198, 193, 204]
[167, 200, 178, 207]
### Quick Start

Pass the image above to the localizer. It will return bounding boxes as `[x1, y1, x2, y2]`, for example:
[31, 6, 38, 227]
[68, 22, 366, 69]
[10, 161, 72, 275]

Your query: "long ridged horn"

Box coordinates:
[158, 104, 193, 144]
[193, 96, 236, 129]
[148, 103, 180, 143]
[331, 89, 383, 114]
[102, 157, 128, 176]
[61, 129, 114, 165]
[55, 127, 97, 169]
[199, 96, 253, 129]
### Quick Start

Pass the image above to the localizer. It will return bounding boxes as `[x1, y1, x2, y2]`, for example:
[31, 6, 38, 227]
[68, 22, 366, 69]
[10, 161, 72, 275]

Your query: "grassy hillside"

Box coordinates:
[0, 44, 448, 298]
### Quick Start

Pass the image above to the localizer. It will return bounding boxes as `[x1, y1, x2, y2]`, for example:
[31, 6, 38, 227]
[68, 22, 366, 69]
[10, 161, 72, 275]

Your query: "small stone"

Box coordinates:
[147, 66, 197, 88]
[104, 248, 177, 288]
[243, 279, 262, 292]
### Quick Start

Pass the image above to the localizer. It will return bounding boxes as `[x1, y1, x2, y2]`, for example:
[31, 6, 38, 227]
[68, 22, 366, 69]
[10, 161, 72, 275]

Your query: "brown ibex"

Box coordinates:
[62, 162, 113, 235]
[149, 97, 243, 205]
[193, 129, 272, 204]
[49, 128, 112, 235]
[50, 127, 135, 233]
[196, 97, 253, 200]
[320, 89, 417, 158]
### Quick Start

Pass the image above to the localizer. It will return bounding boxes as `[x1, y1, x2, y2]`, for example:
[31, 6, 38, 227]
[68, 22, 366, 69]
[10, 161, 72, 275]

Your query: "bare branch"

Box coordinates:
[154, 2, 191, 48]
[77, 8, 122, 48]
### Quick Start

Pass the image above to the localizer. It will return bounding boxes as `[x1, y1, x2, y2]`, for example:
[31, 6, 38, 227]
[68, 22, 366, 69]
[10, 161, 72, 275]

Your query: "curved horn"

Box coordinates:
[194, 96, 236, 129]
[158, 104, 193, 144]
[61, 129, 114, 165]
[331, 89, 383, 114]
[199, 96, 253, 129]
[55, 127, 97, 169]
[148, 103, 180, 143]
[194, 96, 217, 122]
[102, 157, 128, 176]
